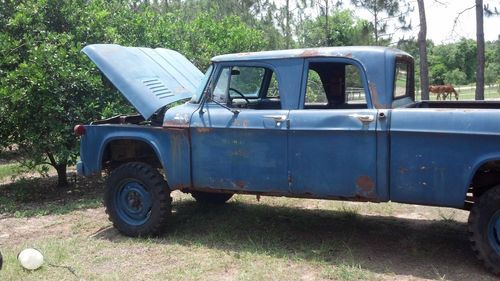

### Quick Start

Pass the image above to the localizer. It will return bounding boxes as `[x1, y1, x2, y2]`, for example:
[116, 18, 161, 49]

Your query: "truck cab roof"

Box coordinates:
[212, 46, 411, 62]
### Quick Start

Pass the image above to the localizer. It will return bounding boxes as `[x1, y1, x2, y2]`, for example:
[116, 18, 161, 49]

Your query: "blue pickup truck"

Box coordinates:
[76, 44, 500, 274]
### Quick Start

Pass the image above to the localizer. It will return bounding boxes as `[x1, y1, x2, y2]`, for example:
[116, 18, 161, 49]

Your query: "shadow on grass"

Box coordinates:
[95, 198, 494, 281]
[0, 173, 104, 217]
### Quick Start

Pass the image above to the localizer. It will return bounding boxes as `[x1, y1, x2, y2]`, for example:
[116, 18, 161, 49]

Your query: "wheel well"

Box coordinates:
[102, 139, 162, 171]
[468, 160, 500, 206]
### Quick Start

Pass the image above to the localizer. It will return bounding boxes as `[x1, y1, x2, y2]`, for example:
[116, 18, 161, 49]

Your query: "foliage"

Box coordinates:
[1, 0, 499, 188]
[444, 69, 467, 85]
[427, 38, 478, 85]
[299, 10, 372, 47]
[0, 0, 266, 187]
[350, 0, 412, 44]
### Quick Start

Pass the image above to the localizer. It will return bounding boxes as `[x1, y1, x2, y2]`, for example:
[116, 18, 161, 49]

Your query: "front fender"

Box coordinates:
[78, 125, 191, 189]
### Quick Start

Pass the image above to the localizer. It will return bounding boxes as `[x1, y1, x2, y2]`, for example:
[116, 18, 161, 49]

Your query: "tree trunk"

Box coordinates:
[373, 0, 379, 44]
[55, 163, 69, 188]
[417, 0, 429, 100]
[46, 151, 69, 188]
[324, 0, 330, 45]
[475, 0, 485, 100]
[285, 0, 291, 49]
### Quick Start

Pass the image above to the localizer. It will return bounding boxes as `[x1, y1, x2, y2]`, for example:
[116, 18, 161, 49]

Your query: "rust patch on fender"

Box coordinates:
[356, 175, 375, 198]
[399, 167, 409, 174]
[163, 120, 189, 128]
[196, 127, 212, 134]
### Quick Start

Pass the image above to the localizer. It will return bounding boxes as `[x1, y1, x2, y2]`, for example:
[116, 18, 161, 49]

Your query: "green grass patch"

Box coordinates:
[322, 263, 371, 281]
[419, 84, 500, 101]
[456, 85, 500, 100]
[9, 197, 103, 218]
[0, 192, 492, 281]
[0, 163, 20, 180]
[0, 174, 104, 217]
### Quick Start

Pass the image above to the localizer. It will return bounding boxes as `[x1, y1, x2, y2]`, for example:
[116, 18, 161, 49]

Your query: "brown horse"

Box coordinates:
[429, 84, 459, 100]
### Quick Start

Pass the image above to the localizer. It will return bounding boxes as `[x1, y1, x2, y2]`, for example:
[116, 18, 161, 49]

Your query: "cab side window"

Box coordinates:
[211, 66, 281, 109]
[394, 62, 409, 99]
[304, 62, 367, 109]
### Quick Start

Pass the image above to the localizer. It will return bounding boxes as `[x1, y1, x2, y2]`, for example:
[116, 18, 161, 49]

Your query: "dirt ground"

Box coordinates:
[0, 174, 498, 281]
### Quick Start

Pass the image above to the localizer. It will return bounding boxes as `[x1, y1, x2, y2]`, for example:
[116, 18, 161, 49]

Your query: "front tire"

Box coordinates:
[191, 191, 233, 205]
[105, 162, 172, 237]
[468, 185, 500, 275]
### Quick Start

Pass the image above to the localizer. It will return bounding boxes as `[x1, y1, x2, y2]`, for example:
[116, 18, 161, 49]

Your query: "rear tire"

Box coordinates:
[468, 185, 500, 275]
[191, 191, 233, 205]
[105, 162, 171, 237]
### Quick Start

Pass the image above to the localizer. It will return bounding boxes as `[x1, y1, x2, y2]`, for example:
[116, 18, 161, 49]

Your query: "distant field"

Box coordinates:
[417, 84, 500, 101]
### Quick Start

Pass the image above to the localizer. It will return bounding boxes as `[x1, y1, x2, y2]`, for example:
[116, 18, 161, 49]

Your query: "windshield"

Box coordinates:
[191, 65, 213, 103]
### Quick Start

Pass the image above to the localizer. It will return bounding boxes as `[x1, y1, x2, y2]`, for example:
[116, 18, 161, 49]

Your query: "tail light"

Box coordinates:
[74, 124, 86, 136]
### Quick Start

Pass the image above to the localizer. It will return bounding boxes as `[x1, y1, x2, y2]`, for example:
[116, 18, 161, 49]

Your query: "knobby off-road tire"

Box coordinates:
[105, 162, 172, 237]
[191, 191, 233, 205]
[468, 184, 500, 275]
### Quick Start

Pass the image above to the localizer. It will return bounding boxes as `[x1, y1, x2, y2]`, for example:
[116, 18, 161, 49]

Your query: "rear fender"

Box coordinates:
[466, 153, 500, 198]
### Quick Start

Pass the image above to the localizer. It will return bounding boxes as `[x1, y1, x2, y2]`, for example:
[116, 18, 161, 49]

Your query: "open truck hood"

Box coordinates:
[83, 44, 203, 119]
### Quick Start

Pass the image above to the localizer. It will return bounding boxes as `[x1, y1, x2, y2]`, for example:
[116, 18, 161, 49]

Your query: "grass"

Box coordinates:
[455, 85, 500, 100]
[0, 163, 20, 180]
[421, 84, 500, 101]
[0, 167, 497, 280]
[0, 185, 496, 281]
[0, 173, 104, 217]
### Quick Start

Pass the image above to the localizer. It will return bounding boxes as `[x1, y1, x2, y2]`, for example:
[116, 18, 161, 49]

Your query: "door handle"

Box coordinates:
[348, 114, 374, 123]
[264, 115, 287, 122]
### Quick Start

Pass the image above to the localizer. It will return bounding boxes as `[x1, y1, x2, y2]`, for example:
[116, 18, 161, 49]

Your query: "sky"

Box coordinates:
[277, 0, 500, 44]
[408, 0, 500, 44]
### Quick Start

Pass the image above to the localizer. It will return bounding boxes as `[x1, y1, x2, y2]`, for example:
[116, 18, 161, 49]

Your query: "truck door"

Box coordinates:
[288, 59, 379, 200]
[190, 65, 290, 192]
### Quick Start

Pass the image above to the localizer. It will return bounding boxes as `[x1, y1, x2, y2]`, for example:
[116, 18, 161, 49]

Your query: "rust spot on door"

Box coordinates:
[234, 180, 246, 189]
[356, 175, 375, 196]
[196, 127, 212, 134]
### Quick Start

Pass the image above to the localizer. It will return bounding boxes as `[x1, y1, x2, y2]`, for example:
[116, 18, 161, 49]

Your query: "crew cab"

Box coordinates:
[76, 44, 500, 274]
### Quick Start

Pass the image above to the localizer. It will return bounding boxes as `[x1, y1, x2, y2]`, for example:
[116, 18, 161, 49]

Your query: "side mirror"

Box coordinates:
[231, 69, 240, 76]
[204, 88, 212, 100]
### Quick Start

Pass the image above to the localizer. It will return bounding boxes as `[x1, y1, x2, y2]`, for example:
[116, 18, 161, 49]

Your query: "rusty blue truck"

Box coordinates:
[76, 44, 500, 274]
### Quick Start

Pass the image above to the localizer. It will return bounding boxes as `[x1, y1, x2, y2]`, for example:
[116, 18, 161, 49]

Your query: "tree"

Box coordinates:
[299, 10, 372, 47]
[417, 0, 429, 100]
[484, 63, 499, 86]
[445, 68, 467, 85]
[476, 0, 485, 100]
[0, 0, 267, 187]
[350, 0, 412, 44]
[0, 0, 134, 187]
